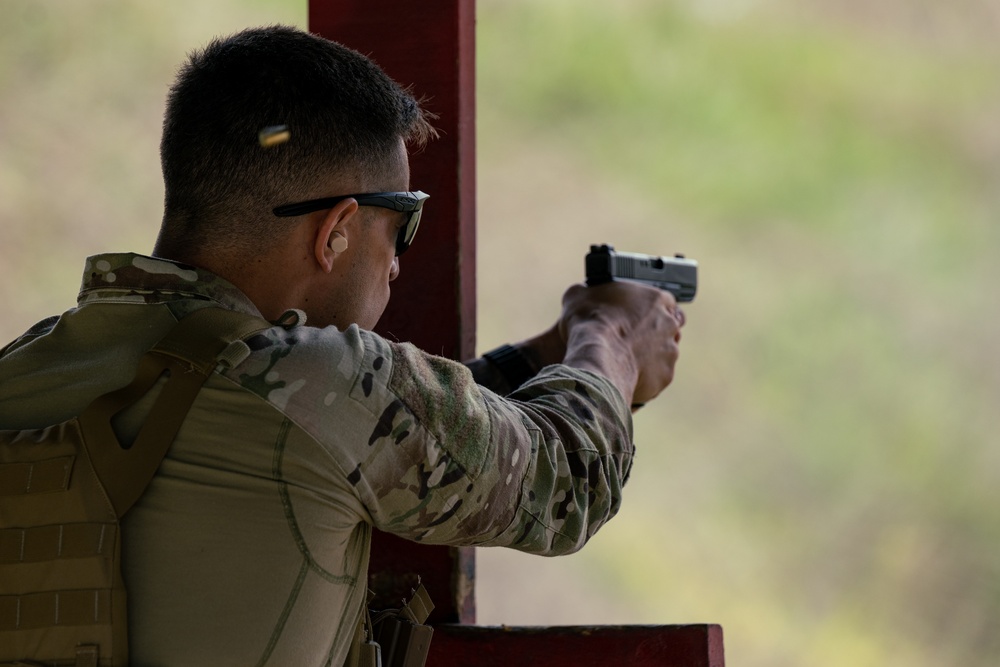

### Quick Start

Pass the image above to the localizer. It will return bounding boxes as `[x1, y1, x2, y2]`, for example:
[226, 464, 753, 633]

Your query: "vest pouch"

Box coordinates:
[0, 422, 126, 667]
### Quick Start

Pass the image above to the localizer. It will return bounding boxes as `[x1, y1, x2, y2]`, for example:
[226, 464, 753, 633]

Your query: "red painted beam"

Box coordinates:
[309, 1, 477, 625]
[429, 625, 726, 667]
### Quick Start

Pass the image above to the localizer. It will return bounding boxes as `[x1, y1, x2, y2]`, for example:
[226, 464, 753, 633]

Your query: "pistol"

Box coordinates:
[585, 244, 697, 302]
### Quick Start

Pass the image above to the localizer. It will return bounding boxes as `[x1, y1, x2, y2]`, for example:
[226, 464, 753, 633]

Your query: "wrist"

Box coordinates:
[562, 322, 637, 404]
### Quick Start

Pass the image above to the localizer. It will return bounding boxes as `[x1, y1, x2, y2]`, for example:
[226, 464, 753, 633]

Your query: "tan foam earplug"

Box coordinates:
[329, 233, 349, 253]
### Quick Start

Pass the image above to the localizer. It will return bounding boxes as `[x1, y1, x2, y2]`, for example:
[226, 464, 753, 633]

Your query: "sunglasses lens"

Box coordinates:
[396, 210, 421, 255]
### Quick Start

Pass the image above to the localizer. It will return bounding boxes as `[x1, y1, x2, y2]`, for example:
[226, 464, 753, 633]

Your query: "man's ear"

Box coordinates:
[314, 197, 359, 273]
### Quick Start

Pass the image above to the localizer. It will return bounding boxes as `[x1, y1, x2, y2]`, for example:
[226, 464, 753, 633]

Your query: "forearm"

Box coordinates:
[464, 315, 640, 408]
[476, 366, 634, 555]
[561, 320, 639, 407]
[372, 341, 633, 555]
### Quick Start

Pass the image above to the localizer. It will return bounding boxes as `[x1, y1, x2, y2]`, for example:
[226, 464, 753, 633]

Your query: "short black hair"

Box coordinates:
[157, 25, 435, 257]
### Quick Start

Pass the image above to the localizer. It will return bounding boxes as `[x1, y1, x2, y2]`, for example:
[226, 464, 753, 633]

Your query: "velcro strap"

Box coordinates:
[80, 307, 270, 518]
[0, 523, 115, 563]
[0, 456, 74, 496]
[0, 589, 112, 630]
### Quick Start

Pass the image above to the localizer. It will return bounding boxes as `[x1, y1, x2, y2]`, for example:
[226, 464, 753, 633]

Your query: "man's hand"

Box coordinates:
[559, 281, 684, 408]
[469, 281, 684, 405]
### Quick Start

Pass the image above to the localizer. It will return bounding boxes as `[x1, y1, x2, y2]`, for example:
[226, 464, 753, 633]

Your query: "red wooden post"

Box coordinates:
[309, 0, 478, 625]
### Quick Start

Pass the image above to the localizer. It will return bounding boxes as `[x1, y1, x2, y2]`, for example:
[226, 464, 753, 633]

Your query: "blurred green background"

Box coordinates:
[2, 1, 998, 665]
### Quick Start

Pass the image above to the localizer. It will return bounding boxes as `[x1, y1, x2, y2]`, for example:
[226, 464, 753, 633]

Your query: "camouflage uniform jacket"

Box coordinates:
[0, 253, 635, 667]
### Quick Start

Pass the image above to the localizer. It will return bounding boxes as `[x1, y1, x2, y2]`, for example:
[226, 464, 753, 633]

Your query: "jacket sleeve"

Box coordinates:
[358, 340, 635, 556]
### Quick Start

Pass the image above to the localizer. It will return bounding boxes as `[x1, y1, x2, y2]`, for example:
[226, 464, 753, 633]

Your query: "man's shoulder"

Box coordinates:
[220, 322, 397, 423]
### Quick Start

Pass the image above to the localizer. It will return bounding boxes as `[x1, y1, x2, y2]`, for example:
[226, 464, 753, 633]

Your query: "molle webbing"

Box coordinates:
[344, 584, 435, 667]
[0, 307, 269, 667]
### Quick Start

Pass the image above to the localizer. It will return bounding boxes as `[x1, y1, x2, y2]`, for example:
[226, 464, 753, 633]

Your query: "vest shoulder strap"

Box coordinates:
[79, 307, 270, 518]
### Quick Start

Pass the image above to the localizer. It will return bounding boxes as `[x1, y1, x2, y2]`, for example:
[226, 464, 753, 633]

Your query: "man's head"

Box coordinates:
[154, 26, 435, 328]
[156, 25, 434, 260]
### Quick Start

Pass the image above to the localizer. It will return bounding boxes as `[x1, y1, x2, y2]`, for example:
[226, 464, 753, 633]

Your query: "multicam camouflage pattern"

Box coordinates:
[79, 253, 261, 316]
[0, 252, 634, 666]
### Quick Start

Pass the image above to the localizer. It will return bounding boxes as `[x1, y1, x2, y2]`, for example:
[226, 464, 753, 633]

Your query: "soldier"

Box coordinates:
[0, 25, 683, 666]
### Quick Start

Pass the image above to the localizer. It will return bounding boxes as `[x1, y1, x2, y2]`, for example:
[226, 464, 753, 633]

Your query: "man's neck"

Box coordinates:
[156, 246, 309, 323]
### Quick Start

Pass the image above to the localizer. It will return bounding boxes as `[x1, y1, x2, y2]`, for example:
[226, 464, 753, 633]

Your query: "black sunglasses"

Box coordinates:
[273, 191, 429, 256]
